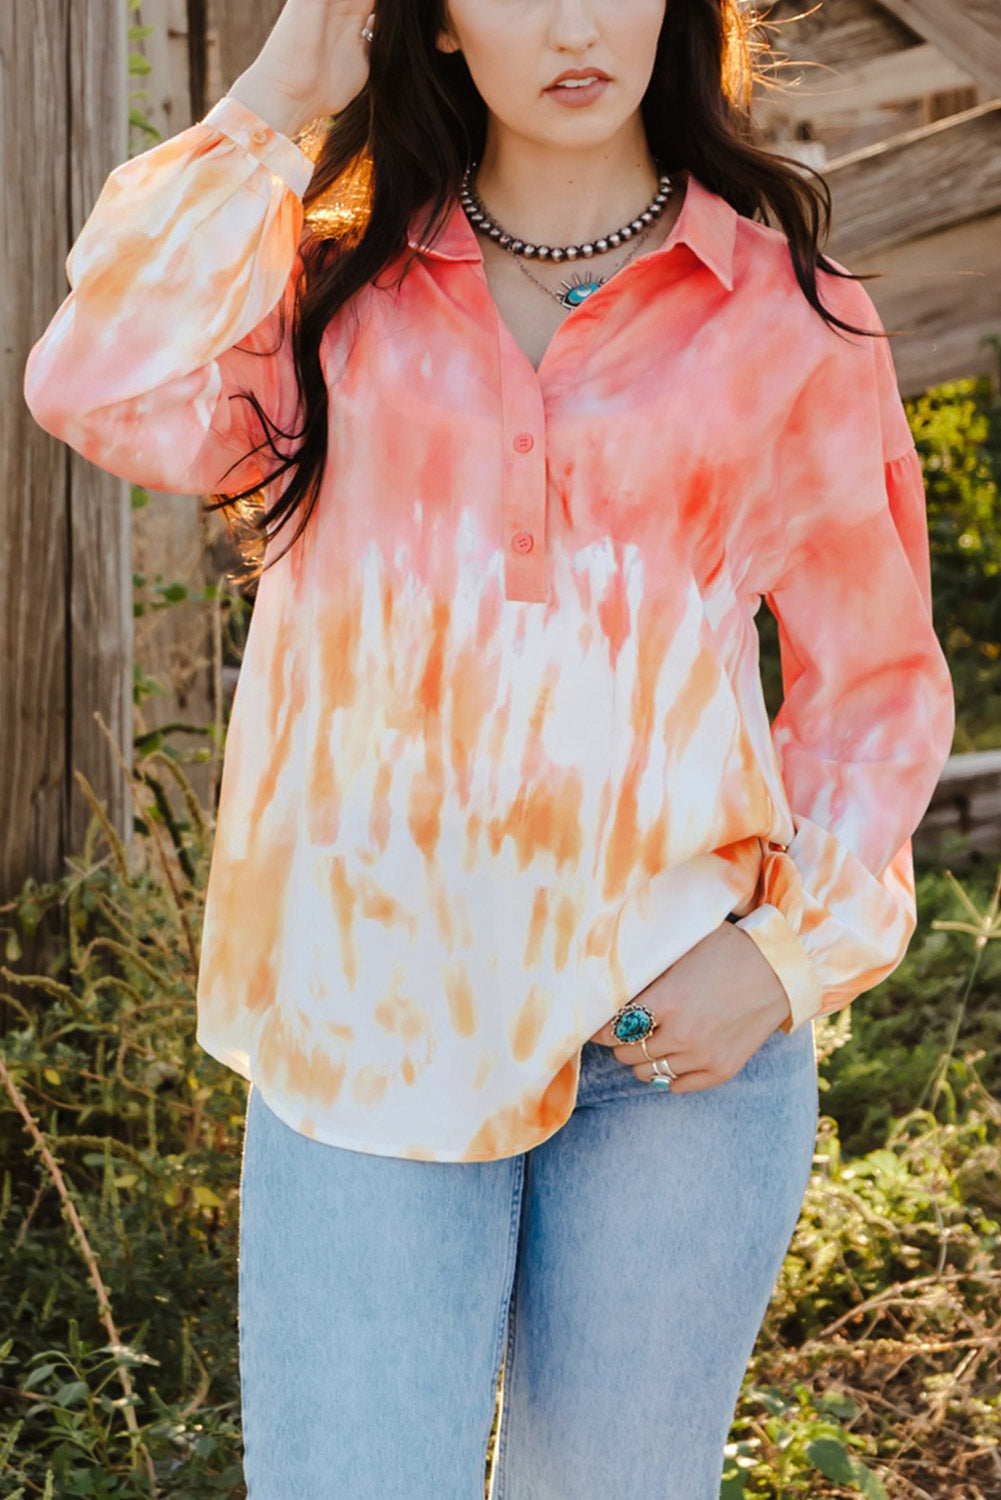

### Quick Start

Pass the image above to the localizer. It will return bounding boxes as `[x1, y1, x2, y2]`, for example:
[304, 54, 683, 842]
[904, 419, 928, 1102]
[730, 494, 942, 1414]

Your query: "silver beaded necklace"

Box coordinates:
[458, 163, 673, 309]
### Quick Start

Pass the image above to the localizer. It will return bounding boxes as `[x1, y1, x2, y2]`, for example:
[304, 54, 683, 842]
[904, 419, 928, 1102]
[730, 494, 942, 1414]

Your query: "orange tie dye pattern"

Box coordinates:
[23, 96, 955, 1161]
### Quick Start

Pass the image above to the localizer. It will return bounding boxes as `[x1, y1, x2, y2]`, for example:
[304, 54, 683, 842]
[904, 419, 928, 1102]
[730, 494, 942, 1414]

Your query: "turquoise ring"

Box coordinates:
[610, 1002, 656, 1045]
[610, 1003, 676, 1091]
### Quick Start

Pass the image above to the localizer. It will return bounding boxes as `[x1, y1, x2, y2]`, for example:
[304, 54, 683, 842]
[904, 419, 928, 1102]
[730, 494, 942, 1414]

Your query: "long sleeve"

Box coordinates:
[735, 309, 956, 1035]
[23, 95, 316, 498]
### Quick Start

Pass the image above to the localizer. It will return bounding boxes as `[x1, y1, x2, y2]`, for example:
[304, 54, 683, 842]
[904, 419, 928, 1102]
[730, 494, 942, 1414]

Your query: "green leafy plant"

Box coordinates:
[127, 1, 161, 151]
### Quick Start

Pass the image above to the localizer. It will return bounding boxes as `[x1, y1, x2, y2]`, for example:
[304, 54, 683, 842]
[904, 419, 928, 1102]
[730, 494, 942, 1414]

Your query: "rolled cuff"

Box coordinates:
[733, 902, 823, 1034]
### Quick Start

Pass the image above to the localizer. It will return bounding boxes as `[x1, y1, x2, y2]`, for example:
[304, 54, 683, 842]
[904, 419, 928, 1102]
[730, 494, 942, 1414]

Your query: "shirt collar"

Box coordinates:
[404, 169, 737, 292]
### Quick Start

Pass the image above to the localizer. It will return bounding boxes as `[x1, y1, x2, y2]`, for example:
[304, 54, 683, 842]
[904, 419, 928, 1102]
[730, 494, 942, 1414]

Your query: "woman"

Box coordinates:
[23, 0, 955, 1494]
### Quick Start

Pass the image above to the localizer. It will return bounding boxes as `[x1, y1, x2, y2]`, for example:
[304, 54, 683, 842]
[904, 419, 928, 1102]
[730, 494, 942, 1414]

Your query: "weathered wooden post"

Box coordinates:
[2, 0, 283, 914]
[3, 0, 131, 901]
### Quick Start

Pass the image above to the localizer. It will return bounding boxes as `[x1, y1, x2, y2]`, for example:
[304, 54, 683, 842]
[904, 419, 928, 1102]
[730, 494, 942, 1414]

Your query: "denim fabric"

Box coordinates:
[237, 1017, 818, 1499]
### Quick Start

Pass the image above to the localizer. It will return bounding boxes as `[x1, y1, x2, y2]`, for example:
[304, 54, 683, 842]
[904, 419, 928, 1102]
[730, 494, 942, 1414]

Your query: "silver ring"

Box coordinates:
[652, 1056, 678, 1081]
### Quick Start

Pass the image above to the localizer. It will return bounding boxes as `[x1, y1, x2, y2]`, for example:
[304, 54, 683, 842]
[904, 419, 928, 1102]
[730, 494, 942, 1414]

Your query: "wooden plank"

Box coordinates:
[873, 0, 1001, 100]
[65, 6, 134, 862]
[918, 751, 1001, 863]
[829, 209, 1001, 395]
[757, 0, 916, 75]
[823, 100, 1001, 254]
[810, 100, 1001, 393]
[141, 0, 194, 136]
[3, 0, 131, 899]
[752, 0, 960, 161]
[206, 0, 281, 103]
[754, 42, 975, 126]
[935, 749, 1001, 787]
[1, 0, 66, 892]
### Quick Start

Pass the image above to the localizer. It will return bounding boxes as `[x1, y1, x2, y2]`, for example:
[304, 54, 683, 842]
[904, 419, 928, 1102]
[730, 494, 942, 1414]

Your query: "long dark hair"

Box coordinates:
[208, 0, 892, 584]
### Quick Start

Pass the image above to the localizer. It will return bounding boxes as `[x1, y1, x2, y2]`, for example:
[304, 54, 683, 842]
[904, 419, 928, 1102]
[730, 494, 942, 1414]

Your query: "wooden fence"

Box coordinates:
[3, 0, 999, 910]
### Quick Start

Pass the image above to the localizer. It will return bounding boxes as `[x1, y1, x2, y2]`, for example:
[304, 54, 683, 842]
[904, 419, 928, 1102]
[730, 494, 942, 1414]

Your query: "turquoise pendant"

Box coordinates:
[561, 279, 603, 308]
[610, 1002, 656, 1045]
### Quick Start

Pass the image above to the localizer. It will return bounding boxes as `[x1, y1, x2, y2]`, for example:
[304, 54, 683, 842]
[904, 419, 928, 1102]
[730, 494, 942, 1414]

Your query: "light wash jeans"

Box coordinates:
[237, 1017, 818, 1499]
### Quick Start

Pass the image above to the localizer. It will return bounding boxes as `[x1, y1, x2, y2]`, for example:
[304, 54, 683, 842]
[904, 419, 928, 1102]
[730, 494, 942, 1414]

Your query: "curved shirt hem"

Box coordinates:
[197, 1026, 587, 1164]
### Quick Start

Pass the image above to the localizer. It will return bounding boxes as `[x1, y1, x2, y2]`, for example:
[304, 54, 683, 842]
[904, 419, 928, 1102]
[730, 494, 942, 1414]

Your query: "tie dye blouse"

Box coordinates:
[23, 94, 955, 1162]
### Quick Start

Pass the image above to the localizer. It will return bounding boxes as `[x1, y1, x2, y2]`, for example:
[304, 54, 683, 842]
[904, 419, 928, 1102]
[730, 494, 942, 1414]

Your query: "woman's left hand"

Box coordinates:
[587, 920, 794, 1093]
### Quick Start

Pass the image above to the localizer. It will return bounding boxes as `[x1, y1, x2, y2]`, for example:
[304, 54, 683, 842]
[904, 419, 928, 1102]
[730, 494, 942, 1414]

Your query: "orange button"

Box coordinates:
[513, 432, 534, 453]
[512, 530, 534, 554]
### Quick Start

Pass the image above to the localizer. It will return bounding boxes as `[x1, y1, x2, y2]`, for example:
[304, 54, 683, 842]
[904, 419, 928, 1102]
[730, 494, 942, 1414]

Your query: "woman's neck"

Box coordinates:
[470, 128, 664, 250]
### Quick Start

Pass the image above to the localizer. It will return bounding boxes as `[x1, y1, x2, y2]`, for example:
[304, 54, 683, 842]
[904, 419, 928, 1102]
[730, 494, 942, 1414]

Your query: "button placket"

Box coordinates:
[497, 350, 548, 602]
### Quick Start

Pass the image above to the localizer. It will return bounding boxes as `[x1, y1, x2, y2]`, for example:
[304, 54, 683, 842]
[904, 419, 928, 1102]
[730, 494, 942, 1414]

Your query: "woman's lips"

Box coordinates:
[544, 77, 610, 108]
